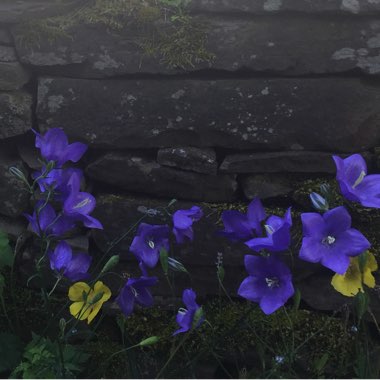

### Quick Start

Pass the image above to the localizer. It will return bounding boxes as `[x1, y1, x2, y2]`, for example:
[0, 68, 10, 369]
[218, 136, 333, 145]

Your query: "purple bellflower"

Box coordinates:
[219, 197, 266, 242]
[49, 241, 92, 281]
[130, 223, 170, 268]
[63, 172, 103, 230]
[238, 255, 294, 315]
[333, 154, 380, 208]
[174, 288, 204, 335]
[116, 276, 158, 317]
[34, 128, 87, 167]
[245, 208, 292, 253]
[299, 206, 370, 274]
[172, 206, 203, 244]
[24, 201, 75, 237]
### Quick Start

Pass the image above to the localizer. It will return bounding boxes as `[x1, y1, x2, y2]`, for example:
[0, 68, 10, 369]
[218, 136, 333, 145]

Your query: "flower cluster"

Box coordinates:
[219, 153, 379, 314]
[116, 205, 204, 334]
[24, 128, 109, 323]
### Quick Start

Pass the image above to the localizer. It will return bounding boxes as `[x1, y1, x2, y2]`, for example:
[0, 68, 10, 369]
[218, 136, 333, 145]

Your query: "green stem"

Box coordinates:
[0, 293, 14, 332]
[48, 276, 62, 297]
[156, 333, 190, 379]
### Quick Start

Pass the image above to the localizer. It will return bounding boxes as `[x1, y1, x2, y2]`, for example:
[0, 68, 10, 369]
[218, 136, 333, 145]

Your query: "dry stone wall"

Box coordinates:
[2, 0, 380, 310]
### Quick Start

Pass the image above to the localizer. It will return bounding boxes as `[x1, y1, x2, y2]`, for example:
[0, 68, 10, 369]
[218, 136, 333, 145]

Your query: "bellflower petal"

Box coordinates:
[172, 206, 203, 244]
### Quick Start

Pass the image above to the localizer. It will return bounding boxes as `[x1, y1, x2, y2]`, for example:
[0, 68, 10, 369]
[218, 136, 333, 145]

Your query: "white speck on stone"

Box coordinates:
[93, 53, 120, 70]
[261, 87, 270, 95]
[357, 54, 380, 73]
[341, 0, 360, 14]
[263, 0, 282, 11]
[176, 116, 183, 122]
[242, 133, 248, 140]
[331, 47, 356, 60]
[209, 121, 216, 126]
[367, 33, 380, 48]
[232, 62, 239, 69]
[252, 127, 258, 131]
[171, 89, 185, 99]
[152, 129, 160, 136]
[250, 54, 257, 60]
[248, 94, 253, 99]
[291, 143, 304, 151]
[267, 42, 275, 47]
[227, 122, 232, 126]
[47, 95, 64, 113]
[357, 48, 369, 56]
[240, 120, 244, 124]
[268, 128, 274, 133]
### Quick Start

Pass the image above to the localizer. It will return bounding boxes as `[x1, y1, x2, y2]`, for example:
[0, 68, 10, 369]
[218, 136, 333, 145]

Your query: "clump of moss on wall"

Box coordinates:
[15, 0, 215, 70]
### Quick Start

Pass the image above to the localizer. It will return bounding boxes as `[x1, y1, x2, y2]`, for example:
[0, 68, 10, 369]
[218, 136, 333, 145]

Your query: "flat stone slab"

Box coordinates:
[37, 77, 380, 152]
[189, 0, 380, 14]
[12, 15, 380, 76]
[241, 174, 294, 200]
[86, 152, 237, 202]
[157, 147, 217, 175]
[0, 91, 32, 139]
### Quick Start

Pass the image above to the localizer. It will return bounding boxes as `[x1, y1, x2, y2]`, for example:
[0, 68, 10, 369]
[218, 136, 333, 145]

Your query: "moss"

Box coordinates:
[15, 0, 215, 70]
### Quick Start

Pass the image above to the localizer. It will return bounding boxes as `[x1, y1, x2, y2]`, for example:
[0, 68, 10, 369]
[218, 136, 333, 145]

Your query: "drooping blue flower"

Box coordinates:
[130, 223, 170, 268]
[245, 208, 292, 253]
[172, 206, 203, 244]
[63, 172, 103, 230]
[34, 128, 87, 167]
[333, 154, 380, 208]
[238, 255, 294, 315]
[173, 289, 204, 335]
[219, 197, 266, 242]
[24, 201, 75, 237]
[49, 240, 92, 281]
[299, 206, 371, 274]
[116, 276, 158, 317]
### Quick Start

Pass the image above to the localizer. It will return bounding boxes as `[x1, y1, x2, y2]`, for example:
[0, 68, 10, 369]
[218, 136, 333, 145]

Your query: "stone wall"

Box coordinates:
[2, 0, 380, 310]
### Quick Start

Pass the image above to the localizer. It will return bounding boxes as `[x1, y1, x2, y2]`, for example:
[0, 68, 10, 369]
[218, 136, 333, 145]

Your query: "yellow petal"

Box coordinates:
[68, 282, 91, 301]
[331, 262, 363, 297]
[69, 301, 92, 320]
[87, 301, 103, 324]
[93, 281, 112, 303]
[366, 251, 378, 272]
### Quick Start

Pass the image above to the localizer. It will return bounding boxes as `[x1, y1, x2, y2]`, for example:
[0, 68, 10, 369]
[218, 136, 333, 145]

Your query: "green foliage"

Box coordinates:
[12, 333, 90, 379]
[0, 231, 13, 270]
[0, 332, 23, 374]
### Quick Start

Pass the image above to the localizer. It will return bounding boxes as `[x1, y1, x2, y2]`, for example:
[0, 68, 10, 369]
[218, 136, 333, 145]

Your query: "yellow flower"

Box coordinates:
[331, 251, 377, 297]
[68, 281, 111, 324]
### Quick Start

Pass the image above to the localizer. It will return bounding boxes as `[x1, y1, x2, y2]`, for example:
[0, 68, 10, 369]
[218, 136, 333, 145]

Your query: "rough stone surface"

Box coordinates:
[241, 174, 294, 200]
[0, 30, 11, 45]
[86, 152, 237, 202]
[37, 77, 380, 153]
[12, 16, 380, 76]
[0, 46, 30, 90]
[17, 136, 40, 170]
[0, 92, 32, 139]
[0, 0, 76, 23]
[189, 0, 380, 14]
[0, 215, 27, 240]
[0, 149, 30, 218]
[220, 151, 341, 174]
[157, 147, 217, 175]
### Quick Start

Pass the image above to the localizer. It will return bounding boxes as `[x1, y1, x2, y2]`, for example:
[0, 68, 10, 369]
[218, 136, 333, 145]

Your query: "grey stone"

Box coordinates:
[0, 92, 32, 138]
[12, 15, 380, 76]
[0, 0, 77, 23]
[189, 0, 380, 14]
[0, 46, 17, 62]
[220, 151, 339, 174]
[37, 77, 380, 153]
[17, 138, 41, 170]
[0, 149, 30, 218]
[241, 174, 293, 200]
[0, 215, 27, 240]
[65, 235, 89, 252]
[157, 147, 217, 175]
[0, 62, 30, 90]
[0, 30, 11, 45]
[86, 152, 237, 202]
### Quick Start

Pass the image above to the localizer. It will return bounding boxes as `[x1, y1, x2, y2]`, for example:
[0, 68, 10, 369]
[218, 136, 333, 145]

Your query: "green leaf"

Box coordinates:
[313, 352, 329, 375]
[0, 274, 4, 297]
[100, 255, 119, 274]
[0, 231, 13, 269]
[160, 248, 169, 276]
[293, 288, 301, 311]
[0, 332, 24, 373]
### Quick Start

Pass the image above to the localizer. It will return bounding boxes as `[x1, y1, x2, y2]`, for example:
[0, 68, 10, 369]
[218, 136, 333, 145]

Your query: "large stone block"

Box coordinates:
[189, 0, 380, 14]
[12, 15, 380, 75]
[86, 152, 237, 202]
[37, 77, 380, 152]
[0, 46, 30, 90]
[0, 91, 32, 139]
